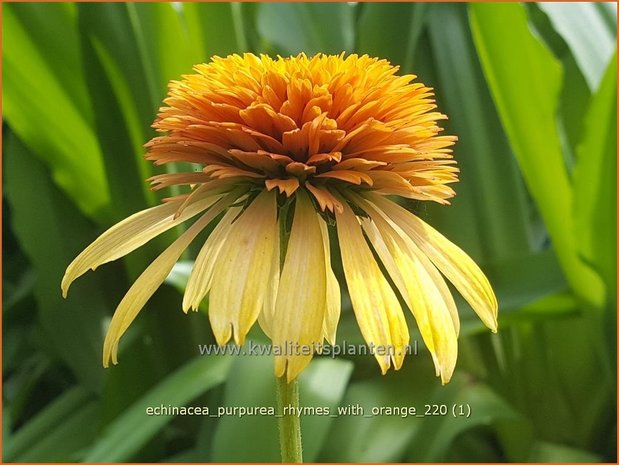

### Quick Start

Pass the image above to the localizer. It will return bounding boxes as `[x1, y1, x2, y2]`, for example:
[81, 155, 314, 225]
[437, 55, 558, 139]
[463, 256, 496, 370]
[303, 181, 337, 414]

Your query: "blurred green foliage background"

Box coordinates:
[2, 2, 616, 462]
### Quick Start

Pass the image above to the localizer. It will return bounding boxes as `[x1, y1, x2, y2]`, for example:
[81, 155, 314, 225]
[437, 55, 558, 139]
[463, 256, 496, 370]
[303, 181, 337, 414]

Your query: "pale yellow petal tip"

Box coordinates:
[440, 373, 452, 385]
[180, 297, 193, 314]
[287, 367, 300, 384]
[487, 314, 499, 333]
[377, 355, 391, 375]
[274, 357, 287, 379]
[102, 342, 119, 368]
[274, 358, 304, 383]
[60, 273, 73, 298]
[392, 351, 406, 371]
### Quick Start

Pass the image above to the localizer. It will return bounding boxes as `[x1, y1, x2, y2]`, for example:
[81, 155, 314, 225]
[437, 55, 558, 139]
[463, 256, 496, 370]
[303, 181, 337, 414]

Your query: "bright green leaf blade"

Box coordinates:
[574, 53, 617, 301]
[6, 3, 91, 118]
[3, 4, 110, 218]
[84, 355, 232, 462]
[539, 3, 615, 90]
[469, 2, 604, 307]
[257, 3, 355, 55]
[5, 133, 109, 391]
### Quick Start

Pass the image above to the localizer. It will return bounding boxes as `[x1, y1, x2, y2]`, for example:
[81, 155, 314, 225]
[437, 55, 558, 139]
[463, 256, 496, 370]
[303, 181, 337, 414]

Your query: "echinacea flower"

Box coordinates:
[62, 53, 497, 384]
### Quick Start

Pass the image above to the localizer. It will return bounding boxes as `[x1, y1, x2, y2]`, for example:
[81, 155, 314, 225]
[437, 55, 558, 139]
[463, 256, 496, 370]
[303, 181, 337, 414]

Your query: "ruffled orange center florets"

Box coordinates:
[146, 53, 458, 213]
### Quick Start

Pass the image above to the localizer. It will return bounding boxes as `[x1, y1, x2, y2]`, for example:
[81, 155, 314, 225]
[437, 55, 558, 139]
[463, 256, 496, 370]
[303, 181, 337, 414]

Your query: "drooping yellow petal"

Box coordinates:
[62, 194, 220, 297]
[335, 197, 409, 372]
[182, 206, 241, 312]
[368, 193, 498, 331]
[351, 193, 459, 337]
[257, 225, 280, 338]
[318, 217, 341, 345]
[357, 198, 458, 384]
[209, 190, 278, 346]
[102, 194, 237, 366]
[273, 190, 327, 381]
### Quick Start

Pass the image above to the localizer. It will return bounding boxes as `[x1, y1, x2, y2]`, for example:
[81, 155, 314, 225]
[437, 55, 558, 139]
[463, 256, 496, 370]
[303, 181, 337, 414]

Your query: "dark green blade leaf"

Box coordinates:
[5, 133, 109, 391]
[428, 3, 531, 264]
[356, 3, 427, 73]
[4, 387, 93, 461]
[14, 402, 101, 462]
[257, 3, 355, 55]
[78, 16, 152, 218]
[529, 441, 603, 462]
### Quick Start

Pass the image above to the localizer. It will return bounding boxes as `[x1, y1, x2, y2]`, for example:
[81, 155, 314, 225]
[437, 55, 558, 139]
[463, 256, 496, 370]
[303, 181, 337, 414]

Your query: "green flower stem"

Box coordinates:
[276, 376, 303, 463]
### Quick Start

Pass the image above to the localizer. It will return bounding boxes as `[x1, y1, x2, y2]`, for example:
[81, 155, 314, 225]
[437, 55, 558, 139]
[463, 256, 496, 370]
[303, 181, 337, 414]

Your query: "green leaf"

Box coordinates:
[130, 3, 201, 88]
[211, 352, 353, 462]
[210, 354, 279, 462]
[4, 387, 93, 461]
[299, 358, 354, 461]
[257, 3, 355, 55]
[488, 249, 566, 313]
[469, 3, 604, 307]
[539, 3, 615, 91]
[75, 4, 160, 130]
[4, 133, 109, 391]
[529, 441, 603, 462]
[406, 380, 529, 462]
[356, 3, 428, 73]
[13, 402, 101, 462]
[84, 355, 232, 462]
[574, 53, 617, 303]
[3, 4, 110, 218]
[183, 3, 248, 58]
[319, 361, 438, 462]
[427, 3, 531, 264]
[78, 16, 152, 218]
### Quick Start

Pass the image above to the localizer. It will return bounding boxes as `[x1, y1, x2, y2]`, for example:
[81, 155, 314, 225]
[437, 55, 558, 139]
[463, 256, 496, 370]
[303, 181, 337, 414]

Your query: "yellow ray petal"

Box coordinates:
[182, 206, 241, 312]
[273, 190, 327, 381]
[209, 190, 278, 346]
[357, 199, 458, 383]
[62, 194, 221, 297]
[258, 225, 280, 338]
[335, 196, 409, 373]
[318, 217, 341, 345]
[352, 194, 459, 337]
[368, 193, 498, 332]
[102, 193, 238, 367]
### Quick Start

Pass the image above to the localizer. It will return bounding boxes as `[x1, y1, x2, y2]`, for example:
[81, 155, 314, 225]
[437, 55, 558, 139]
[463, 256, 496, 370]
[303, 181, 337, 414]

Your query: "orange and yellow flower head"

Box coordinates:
[62, 53, 497, 383]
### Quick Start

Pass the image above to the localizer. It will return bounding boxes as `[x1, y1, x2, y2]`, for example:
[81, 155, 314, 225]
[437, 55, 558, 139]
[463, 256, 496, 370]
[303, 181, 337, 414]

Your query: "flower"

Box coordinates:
[62, 53, 497, 383]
